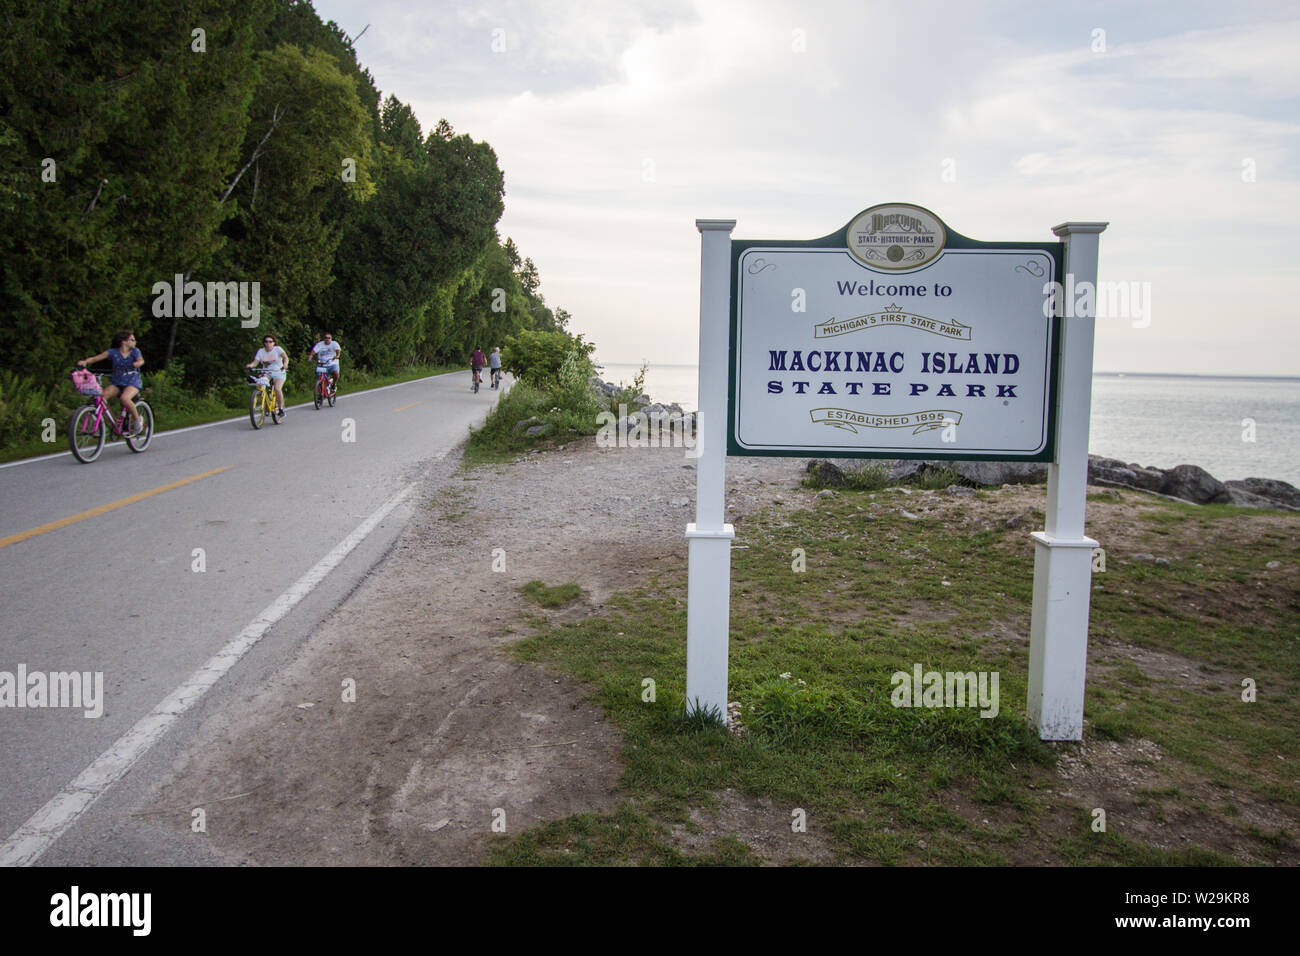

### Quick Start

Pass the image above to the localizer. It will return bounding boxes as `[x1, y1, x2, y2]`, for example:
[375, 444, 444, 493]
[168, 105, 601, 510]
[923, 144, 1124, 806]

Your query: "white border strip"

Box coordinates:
[0, 483, 414, 866]
[0, 372, 459, 471]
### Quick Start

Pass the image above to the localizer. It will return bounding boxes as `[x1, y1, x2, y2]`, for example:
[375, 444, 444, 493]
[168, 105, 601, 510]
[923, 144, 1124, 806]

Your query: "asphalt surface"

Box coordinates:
[0, 369, 504, 864]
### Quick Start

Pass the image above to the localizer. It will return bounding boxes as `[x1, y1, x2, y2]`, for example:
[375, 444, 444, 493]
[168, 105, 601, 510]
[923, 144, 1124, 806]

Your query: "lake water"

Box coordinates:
[597, 363, 1300, 486]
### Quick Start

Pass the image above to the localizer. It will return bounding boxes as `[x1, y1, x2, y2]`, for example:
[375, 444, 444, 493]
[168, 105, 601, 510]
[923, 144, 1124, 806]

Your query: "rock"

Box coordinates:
[1159, 464, 1230, 505]
[512, 416, 542, 434]
[1088, 456, 1137, 486]
[1266, 560, 1282, 569]
[900, 510, 919, 520]
[1155, 557, 1172, 566]
[1224, 477, 1300, 511]
[950, 460, 1049, 486]
[1131, 553, 1155, 562]
[886, 460, 925, 482]
[816, 489, 837, 499]
[1005, 512, 1035, 529]
[945, 484, 976, 497]
[524, 424, 552, 437]
[643, 403, 668, 419]
[805, 460, 846, 487]
[1126, 464, 1166, 492]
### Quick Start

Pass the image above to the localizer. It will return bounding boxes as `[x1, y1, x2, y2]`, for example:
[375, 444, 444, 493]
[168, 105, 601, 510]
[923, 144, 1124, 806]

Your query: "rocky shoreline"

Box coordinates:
[811, 456, 1300, 512]
[584, 374, 1300, 512]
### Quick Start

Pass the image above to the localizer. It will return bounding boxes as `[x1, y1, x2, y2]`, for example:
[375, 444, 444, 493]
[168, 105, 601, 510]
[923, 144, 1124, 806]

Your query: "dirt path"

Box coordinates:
[149, 438, 807, 864]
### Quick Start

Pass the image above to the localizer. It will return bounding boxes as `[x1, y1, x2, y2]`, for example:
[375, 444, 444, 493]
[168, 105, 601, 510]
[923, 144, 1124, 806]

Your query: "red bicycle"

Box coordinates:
[68, 368, 153, 463]
[314, 363, 337, 409]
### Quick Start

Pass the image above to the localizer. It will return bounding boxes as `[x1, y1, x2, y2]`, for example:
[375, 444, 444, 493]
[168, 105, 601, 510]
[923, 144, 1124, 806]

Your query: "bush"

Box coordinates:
[502, 329, 594, 388]
[0, 370, 69, 450]
[541, 346, 602, 434]
[603, 361, 647, 415]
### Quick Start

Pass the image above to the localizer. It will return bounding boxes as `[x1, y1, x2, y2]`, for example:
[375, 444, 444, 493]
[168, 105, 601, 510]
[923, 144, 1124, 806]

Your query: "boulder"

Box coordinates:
[1224, 477, 1300, 511]
[512, 416, 542, 434]
[805, 460, 846, 488]
[1088, 456, 1137, 487]
[948, 460, 1048, 486]
[1159, 464, 1230, 504]
[524, 423, 552, 438]
[1126, 464, 1167, 492]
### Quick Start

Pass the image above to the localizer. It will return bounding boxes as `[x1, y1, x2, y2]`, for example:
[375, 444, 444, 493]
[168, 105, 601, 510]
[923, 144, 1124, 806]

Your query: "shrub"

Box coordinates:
[503, 329, 594, 388]
[0, 371, 68, 450]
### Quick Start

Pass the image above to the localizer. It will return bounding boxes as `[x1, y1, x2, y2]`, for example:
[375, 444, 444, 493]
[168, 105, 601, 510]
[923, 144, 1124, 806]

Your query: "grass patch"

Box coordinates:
[521, 580, 581, 608]
[489, 484, 1299, 866]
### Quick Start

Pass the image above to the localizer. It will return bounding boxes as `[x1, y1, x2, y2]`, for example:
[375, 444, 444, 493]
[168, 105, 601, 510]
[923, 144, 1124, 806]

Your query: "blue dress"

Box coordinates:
[110, 348, 142, 388]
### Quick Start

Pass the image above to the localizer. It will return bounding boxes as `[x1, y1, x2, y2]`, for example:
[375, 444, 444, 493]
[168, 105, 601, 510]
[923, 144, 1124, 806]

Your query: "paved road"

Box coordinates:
[0, 370, 504, 864]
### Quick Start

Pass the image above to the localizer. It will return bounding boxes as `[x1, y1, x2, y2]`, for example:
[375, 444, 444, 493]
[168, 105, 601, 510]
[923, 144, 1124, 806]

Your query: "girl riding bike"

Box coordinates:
[78, 329, 144, 435]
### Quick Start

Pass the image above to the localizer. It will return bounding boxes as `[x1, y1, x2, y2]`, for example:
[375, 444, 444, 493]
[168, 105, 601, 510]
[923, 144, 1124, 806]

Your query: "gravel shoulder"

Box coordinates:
[148, 437, 807, 864]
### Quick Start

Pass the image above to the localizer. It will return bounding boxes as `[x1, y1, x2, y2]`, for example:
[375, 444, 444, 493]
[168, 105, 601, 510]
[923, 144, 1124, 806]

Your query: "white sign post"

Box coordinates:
[1028, 222, 1107, 740]
[687, 207, 1105, 741]
[685, 219, 737, 719]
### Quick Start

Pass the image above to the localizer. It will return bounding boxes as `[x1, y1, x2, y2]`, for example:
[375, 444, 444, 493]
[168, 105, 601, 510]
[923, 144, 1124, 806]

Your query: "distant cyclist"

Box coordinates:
[489, 347, 502, 389]
[247, 333, 289, 415]
[309, 332, 342, 392]
[470, 347, 486, 390]
[78, 329, 145, 434]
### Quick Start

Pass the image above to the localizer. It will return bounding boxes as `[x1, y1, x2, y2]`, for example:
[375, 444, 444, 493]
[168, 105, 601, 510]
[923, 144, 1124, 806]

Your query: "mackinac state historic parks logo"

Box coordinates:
[847, 202, 946, 271]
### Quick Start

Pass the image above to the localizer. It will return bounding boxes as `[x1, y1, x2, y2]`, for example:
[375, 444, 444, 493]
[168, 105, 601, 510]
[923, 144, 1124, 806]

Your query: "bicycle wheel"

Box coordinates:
[126, 401, 153, 452]
[314, 377, 323, 410]
[270, 390, 282, 424]
[249, 387, 264, 429]
[68, 404, 105, 463]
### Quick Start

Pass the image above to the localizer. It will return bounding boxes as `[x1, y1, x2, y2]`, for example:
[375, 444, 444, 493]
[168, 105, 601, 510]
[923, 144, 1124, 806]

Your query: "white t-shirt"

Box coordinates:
[254, 346, 286, 369]
[313, 341, 341, 365]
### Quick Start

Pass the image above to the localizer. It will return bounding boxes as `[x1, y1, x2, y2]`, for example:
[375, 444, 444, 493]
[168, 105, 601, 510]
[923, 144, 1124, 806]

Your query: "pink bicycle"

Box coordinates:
[68, 368, 154, 463]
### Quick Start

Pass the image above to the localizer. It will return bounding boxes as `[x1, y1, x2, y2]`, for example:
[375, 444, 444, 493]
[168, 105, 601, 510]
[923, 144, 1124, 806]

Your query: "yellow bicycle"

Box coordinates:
[246, 367, 284, 429]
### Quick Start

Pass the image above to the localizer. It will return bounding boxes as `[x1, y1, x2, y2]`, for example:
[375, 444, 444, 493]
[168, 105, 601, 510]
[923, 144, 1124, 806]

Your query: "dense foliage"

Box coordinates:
[0, 0, 578, 448]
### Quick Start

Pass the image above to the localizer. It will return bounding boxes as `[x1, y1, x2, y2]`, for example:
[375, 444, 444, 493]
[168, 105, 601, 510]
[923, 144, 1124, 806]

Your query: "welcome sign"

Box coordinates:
[728, 203, 1063, 460]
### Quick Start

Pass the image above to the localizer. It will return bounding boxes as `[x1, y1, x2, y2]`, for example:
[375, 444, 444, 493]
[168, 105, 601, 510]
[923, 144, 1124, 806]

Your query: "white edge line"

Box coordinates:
[0, 483, 415, 866]
[0, 371, 461, 471]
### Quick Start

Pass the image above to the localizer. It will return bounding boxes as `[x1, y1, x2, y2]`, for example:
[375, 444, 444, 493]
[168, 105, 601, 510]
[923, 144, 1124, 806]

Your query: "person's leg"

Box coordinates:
[120, 385, 140, 431]
[273, 376, 285, 412]
[101, 384, 120, 425]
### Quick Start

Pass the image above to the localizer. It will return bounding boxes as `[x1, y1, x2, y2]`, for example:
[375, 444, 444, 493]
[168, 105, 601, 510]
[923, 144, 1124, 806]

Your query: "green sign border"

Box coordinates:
[726, 206, 1064, 462]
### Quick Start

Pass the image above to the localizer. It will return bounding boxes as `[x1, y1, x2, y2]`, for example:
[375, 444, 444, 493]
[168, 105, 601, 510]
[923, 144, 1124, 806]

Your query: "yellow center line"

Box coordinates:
[0, 465, 234, 551]
[393, 401, 422, 413]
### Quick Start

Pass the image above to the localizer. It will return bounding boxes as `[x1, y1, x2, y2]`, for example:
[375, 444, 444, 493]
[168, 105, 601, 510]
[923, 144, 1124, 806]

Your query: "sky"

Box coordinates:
[311, 0, 1300, 375]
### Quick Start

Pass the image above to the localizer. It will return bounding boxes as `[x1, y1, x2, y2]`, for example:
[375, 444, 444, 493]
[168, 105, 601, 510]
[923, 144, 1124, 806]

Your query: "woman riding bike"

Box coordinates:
[78, 329, 145, 434]
[247, 334, 289, 415]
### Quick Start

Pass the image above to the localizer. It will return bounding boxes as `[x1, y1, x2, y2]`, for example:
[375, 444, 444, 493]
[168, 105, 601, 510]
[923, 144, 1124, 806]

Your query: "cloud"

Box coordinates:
[317, 0, 1300, 373]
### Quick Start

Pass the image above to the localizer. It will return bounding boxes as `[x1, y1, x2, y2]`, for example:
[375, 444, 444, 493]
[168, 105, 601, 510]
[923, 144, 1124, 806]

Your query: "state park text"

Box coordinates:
[765, 349, 1022, 399]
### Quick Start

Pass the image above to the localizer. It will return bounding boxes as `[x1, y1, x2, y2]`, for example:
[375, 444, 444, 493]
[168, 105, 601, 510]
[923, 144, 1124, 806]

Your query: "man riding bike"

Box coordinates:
[470, 347, 486, 391]
[309, 332, 342, 392]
